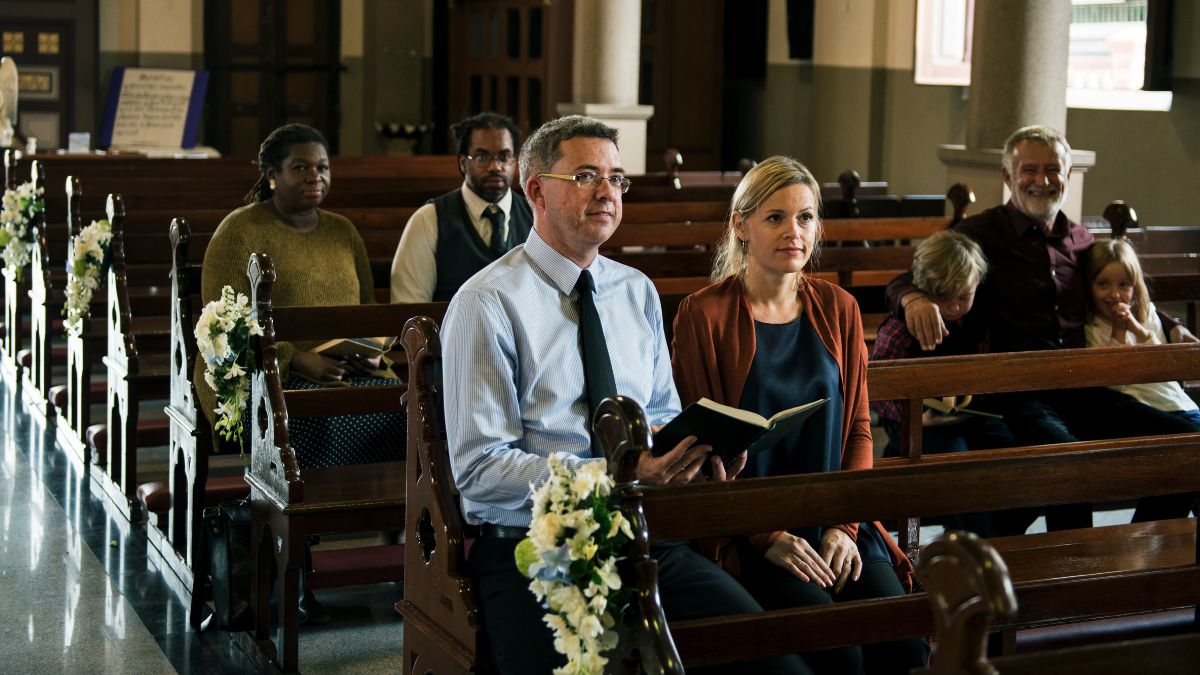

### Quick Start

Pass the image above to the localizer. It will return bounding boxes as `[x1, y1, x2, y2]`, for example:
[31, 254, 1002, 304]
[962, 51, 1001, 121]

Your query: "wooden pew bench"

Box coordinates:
[399, 318, 1200, 671]
[916, 531, 1200, 674]
[235, 252, 447, 672]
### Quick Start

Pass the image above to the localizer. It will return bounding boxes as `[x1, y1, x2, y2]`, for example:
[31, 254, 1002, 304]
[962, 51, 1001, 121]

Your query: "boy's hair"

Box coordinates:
[1085, 238, 1151, 325]
[912, 231, 989, 300]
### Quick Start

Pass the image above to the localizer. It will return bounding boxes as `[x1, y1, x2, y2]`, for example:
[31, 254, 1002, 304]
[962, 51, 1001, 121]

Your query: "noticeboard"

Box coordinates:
[99, 67, 209, 149]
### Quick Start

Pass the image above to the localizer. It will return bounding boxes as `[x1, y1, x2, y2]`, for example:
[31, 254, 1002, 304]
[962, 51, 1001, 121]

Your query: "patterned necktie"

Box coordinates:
[576, 269, 617, 458]
[484, 205, 507, 257]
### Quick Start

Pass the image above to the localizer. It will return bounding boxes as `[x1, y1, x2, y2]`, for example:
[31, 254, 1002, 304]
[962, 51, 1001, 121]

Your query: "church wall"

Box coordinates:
[97, 0, 204, 139]
[751, 0, 1200, 227]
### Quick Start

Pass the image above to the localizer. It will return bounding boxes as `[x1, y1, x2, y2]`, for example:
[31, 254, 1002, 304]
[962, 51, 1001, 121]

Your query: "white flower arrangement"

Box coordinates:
[0, 180, 45, 280]
[515, 455, 635, 675]
[62, 219, 112, 335]
[194, 285, 263, 449]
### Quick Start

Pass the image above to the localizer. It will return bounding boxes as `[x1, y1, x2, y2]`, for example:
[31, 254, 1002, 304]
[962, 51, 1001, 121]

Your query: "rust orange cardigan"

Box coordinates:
[670, 275, 913, 590]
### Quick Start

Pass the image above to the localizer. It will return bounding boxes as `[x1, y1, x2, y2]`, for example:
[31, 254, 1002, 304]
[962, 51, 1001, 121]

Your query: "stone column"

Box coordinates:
[940, 1, 1095, 221]
[556, 0, 653, 174]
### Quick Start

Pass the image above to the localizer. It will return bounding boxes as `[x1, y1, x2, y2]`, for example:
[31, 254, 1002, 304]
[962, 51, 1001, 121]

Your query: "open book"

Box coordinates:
[923, 395, 1002, 419]
[312, 335, 397, 359]
[653, 397, 829, 464]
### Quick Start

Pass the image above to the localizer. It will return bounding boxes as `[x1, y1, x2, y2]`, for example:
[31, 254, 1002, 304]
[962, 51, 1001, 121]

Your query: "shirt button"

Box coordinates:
[1054, 304, 1059, 312]
[1051, 269, 1057, 277]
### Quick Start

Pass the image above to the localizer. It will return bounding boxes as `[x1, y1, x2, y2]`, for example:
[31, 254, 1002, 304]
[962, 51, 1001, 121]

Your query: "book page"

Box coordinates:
[696, 398, 769, 427]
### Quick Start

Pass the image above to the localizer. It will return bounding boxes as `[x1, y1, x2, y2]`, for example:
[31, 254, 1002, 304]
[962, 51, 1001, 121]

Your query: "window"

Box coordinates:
[913, 0, 1171, 111]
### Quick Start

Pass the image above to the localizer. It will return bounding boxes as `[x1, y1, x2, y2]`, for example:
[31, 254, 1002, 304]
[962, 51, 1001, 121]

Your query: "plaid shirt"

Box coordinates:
[870, 316, 921, 426]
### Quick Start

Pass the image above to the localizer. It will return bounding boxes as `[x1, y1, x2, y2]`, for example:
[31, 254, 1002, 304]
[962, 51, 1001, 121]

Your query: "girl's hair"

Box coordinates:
[912, 230, 989, 300]
[244, 124, 330, 204]
[1085, 238, 1150, 325]
[711, 155, 822, 283]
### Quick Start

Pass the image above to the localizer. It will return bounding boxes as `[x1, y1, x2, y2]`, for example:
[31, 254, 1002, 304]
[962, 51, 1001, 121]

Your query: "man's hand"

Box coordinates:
[1171, 324, 1200, 344]
[902, 292, 949, 351]
[708, 451, 748, 482]
[291, 350, 346, 382]
[637, 435, 711, 485]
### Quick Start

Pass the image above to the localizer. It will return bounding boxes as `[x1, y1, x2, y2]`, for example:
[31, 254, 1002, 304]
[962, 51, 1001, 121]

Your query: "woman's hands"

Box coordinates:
[290, 350, 347, 382]
[765, 529, 860, 592]
[290, 351, 383, 382]
[765, 533, 836, 588]
[819, 528, 862, 592]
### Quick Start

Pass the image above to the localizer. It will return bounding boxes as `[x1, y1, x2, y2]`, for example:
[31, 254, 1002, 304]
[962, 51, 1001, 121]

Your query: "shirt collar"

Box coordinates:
[460, 181, 513, 218]
[1004, 200, 1070, 239]
[524, 228, 608, 296]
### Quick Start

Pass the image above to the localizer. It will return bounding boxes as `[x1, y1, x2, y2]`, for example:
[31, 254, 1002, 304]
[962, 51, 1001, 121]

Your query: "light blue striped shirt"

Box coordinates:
[443, 227, 680, 527]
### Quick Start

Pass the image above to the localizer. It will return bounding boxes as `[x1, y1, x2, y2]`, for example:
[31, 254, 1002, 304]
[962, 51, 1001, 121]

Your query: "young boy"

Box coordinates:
[871, 231, 1014, 535]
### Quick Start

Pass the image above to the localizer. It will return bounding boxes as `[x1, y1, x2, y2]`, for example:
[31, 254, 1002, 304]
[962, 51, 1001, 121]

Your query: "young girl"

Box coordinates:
[1085, 238, 1200, 426]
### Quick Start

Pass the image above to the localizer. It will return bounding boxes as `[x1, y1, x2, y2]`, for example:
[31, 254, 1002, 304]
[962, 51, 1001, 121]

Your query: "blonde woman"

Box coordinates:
[671, 156, 927, 674]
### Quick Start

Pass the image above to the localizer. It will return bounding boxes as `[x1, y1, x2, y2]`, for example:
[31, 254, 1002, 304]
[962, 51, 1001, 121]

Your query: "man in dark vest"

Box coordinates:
[390, 112, 533, 302]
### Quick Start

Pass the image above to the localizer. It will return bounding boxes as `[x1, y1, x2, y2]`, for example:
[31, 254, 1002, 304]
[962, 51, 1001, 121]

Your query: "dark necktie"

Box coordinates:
[576, 269, 617, 457]
[484, 205, 507, 257]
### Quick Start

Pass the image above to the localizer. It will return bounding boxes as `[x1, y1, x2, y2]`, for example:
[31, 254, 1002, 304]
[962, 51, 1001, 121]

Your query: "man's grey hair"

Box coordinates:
[518, 115, 620, 188]
[1002, 125, 1072, 174]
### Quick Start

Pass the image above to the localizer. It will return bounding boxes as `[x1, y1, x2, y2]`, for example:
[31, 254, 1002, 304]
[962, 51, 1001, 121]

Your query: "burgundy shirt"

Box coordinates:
[887, 202, 1175, 353]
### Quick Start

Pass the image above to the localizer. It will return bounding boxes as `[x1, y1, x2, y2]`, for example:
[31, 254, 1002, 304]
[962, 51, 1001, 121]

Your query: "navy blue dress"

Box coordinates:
[738, 316, 888, 563]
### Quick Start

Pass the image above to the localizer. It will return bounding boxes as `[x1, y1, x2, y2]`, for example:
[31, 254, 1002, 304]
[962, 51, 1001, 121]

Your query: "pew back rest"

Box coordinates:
[246, 252, 447, 506]
[868, 343, 1200, 460]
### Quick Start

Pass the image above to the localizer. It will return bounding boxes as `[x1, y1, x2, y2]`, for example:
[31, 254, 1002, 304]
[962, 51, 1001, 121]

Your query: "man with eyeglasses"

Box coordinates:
[390, 112, 532, 302]
[442, 115, 811, 675]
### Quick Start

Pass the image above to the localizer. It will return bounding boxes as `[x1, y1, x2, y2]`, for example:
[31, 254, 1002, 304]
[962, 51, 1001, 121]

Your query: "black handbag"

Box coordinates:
[203, 499, 254, 631]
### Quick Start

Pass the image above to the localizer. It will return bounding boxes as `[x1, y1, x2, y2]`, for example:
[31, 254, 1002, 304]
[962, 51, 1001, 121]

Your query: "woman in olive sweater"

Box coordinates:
[197, 124, 402, 468]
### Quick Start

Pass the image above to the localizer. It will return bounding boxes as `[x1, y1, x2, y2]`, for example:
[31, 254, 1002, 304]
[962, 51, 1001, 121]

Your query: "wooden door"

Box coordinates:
[442, 0, 573, 145]
[640, 0, 725, 170]
[0, 0, 96, 151]
[204, 0, 341, 157]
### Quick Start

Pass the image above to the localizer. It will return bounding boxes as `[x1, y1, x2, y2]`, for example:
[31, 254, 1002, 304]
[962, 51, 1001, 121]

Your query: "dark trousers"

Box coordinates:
[467, 535, 812, 675]
[737, 551, 930, 674]
[993, 387, 1200, 534]
[883, 415, 1016, 538]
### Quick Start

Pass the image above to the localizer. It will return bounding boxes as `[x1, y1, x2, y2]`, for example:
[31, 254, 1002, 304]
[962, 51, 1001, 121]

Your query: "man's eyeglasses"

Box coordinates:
[538, 172, 632, 194]
[465, 151, 516, 167]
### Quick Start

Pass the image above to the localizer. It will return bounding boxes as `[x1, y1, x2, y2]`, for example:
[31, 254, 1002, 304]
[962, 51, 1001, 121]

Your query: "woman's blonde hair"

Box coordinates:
[711, 156, 822, 283]
[1085, 238, 1150, 325]
[912, 231, 989, 300]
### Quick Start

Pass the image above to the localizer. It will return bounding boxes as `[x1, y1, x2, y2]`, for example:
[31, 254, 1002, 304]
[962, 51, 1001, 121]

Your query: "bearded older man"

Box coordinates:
[886, 125, 1200, 535]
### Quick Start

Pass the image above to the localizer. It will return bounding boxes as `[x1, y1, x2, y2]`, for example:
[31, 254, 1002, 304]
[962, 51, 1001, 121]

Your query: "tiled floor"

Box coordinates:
[0, 379, 404, 673]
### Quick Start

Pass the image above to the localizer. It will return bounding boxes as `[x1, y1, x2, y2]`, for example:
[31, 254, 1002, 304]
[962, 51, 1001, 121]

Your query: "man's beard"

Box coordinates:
[1012, 186, 1066, 222]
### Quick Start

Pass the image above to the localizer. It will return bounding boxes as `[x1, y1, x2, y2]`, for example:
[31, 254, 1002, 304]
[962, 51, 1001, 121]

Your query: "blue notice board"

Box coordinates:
[100, 67, 209, 148]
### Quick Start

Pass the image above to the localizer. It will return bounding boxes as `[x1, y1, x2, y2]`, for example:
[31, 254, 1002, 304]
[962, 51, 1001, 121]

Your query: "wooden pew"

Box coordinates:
[1, 150, 40, 385]
[150, 217, 253, 628]
[398, 325, 1200, 671]
[238, 252, 447, 672]
[917, 531, 1200, 674]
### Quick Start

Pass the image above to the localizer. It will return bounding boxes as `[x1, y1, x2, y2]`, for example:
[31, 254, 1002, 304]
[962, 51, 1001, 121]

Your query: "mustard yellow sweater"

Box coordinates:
[195, 201, 374, 429]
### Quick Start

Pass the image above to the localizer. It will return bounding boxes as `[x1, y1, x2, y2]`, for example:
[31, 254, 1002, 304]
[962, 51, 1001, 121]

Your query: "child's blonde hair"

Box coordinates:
[1085, 238, 1150, 325]
[912, 231, 988, 300]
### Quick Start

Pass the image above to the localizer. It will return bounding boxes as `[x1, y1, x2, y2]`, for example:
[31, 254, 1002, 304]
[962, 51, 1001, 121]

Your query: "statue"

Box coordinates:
[0, 58, 18, 148]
